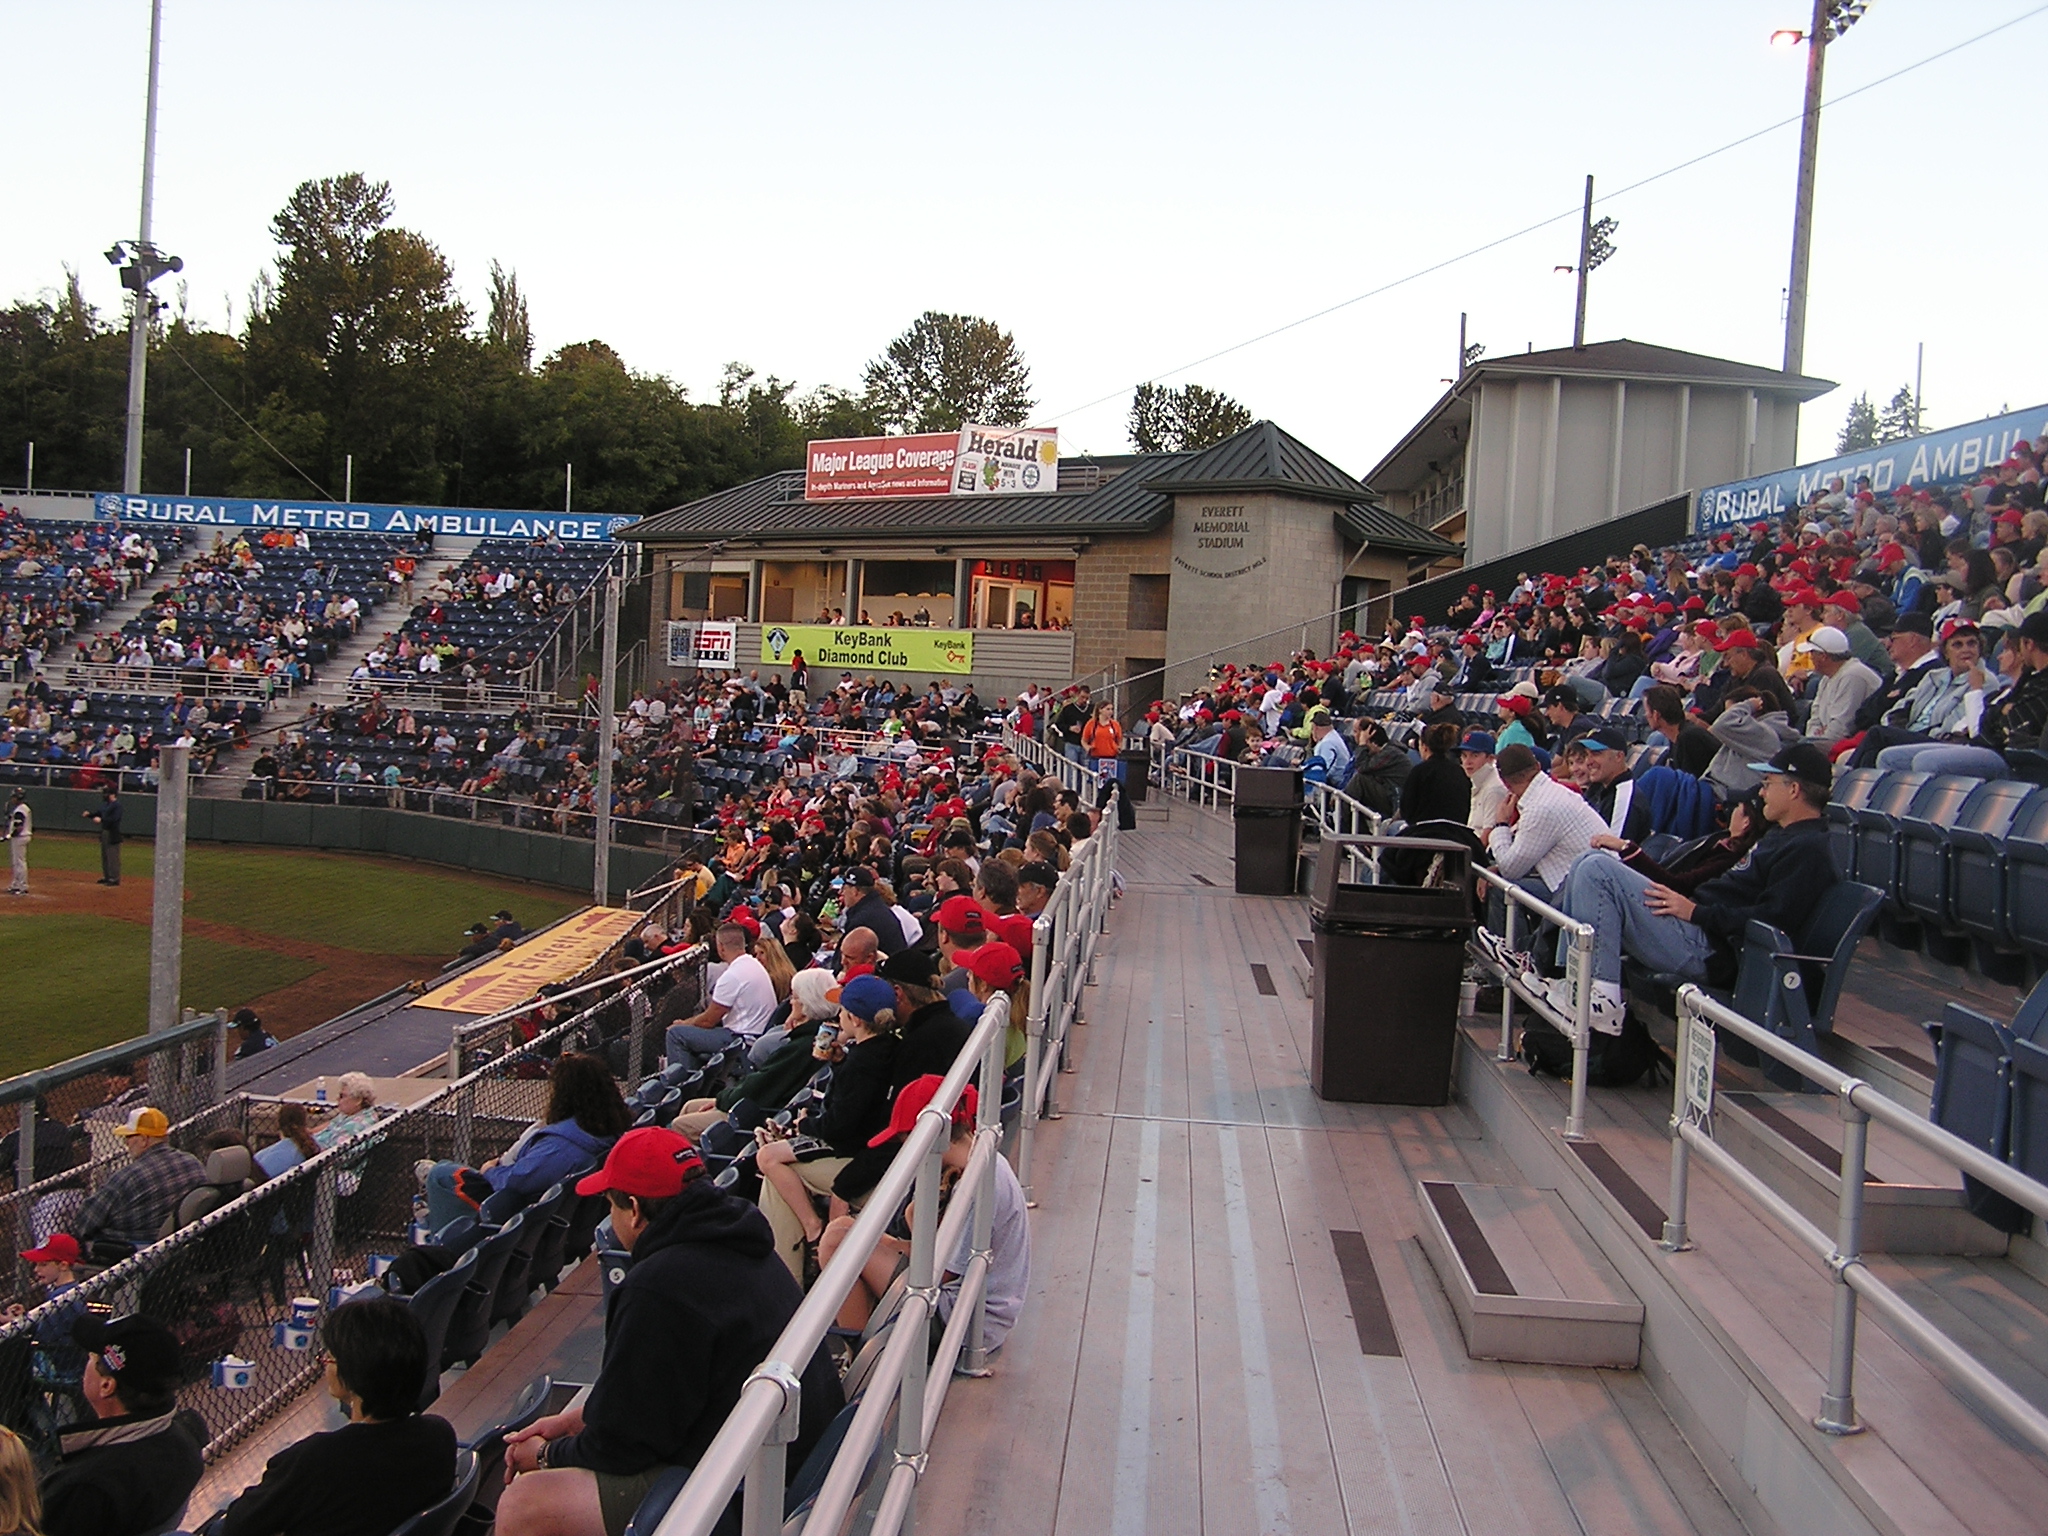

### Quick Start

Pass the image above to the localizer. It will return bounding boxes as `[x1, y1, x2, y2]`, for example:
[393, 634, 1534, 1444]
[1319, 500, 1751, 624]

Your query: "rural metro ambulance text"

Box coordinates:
[97, 493, 629, 542]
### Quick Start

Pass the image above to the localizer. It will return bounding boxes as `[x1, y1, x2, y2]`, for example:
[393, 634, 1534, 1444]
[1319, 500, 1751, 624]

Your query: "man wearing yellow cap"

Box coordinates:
[69, 1108, 205, 1258]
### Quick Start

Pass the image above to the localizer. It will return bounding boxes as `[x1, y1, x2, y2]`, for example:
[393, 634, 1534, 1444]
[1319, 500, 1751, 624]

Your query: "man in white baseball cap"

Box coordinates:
[1797, 624, 1882, 746]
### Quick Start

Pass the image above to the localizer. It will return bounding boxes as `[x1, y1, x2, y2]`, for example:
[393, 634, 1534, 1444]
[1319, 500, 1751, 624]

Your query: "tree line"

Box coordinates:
[1, 173, 1253, 514]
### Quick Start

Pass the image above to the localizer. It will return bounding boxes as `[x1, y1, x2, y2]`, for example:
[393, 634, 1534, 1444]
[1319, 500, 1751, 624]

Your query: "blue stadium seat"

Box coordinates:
[1827, 768, 1891, 880]
[442, 1212, 526, 1369]
[1927, 1002, 2024, 1231]
[1846, 770, 1930, 897]
[1897, 779, 2038, 960]
[2007, 1036, 2048, 1189]
[386, 1448, 479, 1536]
[404, 1245, 478, 1410]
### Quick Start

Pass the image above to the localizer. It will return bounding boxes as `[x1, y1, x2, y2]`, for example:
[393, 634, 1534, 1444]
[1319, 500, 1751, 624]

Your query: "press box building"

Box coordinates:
[628, 420, 1459, 708]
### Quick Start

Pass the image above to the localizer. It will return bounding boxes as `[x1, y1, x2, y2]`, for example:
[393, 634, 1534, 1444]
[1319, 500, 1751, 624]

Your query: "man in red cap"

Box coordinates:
[817, 1074, 1033, 1355]
[498, 1127, 842, 1536]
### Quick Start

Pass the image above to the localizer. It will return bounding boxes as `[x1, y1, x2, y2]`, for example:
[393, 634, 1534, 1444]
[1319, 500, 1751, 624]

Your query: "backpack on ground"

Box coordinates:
[1520, 1010, 1662, 1089]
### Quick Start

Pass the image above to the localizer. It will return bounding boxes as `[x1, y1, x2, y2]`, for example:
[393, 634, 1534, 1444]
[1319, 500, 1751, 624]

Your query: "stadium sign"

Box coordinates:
[1694, 403, 2048, 532]
[803, 426, 1058, 501]
[93, 492, 638, 543]
[760, 622, 973, 675]
[665, 620, 738, 672]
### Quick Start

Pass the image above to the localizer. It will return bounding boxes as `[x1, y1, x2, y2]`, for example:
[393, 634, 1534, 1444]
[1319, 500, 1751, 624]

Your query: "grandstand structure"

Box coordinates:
[10, 418, 2048, 1536]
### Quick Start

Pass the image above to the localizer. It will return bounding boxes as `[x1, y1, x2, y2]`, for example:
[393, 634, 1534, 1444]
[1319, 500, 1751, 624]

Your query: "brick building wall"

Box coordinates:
[1072, 526, 1174, 683]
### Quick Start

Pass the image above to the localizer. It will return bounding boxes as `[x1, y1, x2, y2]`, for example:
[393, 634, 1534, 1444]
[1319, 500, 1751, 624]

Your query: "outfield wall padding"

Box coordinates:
[15, 787, 673, 898]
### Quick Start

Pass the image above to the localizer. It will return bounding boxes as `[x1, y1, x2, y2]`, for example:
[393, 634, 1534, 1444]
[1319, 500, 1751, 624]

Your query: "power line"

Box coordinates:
[1044, 2, 2048, 430]
[160, 334, 336, 501]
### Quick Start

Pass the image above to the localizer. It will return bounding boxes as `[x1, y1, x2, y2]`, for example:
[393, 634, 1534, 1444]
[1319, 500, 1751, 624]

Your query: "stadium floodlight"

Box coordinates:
[1779, 0, 1874, 380]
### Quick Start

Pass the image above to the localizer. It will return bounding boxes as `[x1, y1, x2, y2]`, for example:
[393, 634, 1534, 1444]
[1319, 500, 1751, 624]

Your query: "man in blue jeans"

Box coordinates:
[663, 923, 778, 1071]
[1516, 743, 1840, 1035]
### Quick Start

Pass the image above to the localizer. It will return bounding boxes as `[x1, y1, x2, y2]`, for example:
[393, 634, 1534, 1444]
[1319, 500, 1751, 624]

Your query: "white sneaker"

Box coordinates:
[1540, 977, 1627, 1037]
[1474, 928, 1529, 976]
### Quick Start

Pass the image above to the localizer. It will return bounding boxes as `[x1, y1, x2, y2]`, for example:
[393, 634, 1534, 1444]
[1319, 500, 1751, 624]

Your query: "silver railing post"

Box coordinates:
[210, 1012, 229, 1104]
[1495, 902, 1518, 1063]
[1661, 991, 1702, 1251]
[1017, 917, 1052, 1204]
[894, 1122, 947, 1532]
[452, 1077, 475, 1168]
[1817, 1087, 1871, 1435]
[1045, 886, 1070, 1122]
[1564, 924, 1592, 1141]
[305, 1160, 340, 1315]
[739, 1361, 802, 1536]
[963, 1001, 1005, 1376]
[449, 1022, 465, 1082]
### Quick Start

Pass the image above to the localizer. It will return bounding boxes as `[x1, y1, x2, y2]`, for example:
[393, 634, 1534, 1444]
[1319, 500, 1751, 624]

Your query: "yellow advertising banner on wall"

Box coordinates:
[413, 907, 644, 1015]
[759, 623, 974, 676]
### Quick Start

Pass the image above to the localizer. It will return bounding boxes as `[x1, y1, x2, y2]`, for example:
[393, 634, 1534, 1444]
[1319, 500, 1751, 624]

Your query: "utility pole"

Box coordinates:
[1457, 312, 1468, 380]
[592, 565, 621, 905]
[121, 0, 167, 495]
[148, 740, 189, 1033]
[1914, 341, 1924, 433]
[183, 446, 191, 495]
[344, 454, 353, 503]
[24, 443, 32, 493]
[1572, 175, 1594, 350]
[565, 463, 574, 514]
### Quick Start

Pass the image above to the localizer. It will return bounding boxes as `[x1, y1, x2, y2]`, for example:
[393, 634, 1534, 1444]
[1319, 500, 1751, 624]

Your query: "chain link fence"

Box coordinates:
[0, 962, 684, 1467]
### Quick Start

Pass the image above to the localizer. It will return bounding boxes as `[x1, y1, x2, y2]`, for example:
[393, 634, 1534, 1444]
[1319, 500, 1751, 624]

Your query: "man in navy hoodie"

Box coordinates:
[496, 1128, 842, 1536]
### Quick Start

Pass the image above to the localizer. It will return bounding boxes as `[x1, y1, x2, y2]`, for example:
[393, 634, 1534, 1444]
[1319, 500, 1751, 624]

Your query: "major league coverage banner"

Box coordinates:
[803, 426, 1059, 501]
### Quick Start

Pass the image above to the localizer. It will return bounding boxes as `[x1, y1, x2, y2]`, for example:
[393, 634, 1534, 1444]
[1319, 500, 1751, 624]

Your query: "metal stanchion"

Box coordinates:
[1817, 1089, 1871, 1435]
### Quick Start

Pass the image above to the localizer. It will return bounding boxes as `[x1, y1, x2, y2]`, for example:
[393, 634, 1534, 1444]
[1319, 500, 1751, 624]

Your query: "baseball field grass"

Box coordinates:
[0, 834, 585, 1078]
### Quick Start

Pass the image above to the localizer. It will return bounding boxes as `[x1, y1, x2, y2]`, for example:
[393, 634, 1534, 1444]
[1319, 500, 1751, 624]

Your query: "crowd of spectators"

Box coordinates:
[1140, 429, 2048, 1064]
[2, 511, 173, 680]
[0, 673, 255, 783]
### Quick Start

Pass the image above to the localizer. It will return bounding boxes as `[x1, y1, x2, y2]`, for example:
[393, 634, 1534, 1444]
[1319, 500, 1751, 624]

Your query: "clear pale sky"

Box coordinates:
[5, 0, 2041, 486]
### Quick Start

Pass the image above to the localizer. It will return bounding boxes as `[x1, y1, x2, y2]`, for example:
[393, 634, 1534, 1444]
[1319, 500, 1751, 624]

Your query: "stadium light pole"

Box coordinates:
[116, 0, 181, 495]
[1780, 0, 1871, 379]
[148, 740, 190, 1034]
[593, 564, 621, 906]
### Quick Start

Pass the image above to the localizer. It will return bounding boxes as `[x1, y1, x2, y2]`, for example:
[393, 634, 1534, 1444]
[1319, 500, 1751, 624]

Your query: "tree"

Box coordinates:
[1128, 381, 1253, 453]
[1876, 384, 1920, 444]
[861, 311, 1033, 433]
[1837, 392, 1878, 453]
[243, 173, 471, 501]
[485, 261, 532, 371]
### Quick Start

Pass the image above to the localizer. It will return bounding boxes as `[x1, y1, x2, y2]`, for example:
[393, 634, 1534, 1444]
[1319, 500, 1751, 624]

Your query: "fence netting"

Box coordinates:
[0, 967, 680, 1468]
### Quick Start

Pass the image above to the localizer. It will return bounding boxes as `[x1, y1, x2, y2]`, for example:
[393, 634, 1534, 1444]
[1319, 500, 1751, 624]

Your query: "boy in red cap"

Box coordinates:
[497, 1128, 842, 1536]
[816, 1075, 1034, 1356]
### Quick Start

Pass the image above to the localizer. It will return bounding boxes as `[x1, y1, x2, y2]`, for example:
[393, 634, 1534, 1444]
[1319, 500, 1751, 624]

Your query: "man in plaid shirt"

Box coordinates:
[71, 1109, 205, 1254]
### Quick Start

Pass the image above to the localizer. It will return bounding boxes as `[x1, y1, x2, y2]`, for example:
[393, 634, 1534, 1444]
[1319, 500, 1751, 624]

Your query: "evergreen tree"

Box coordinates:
[1876, 384, 1920, 443]
[861, 312, 1033, 433]
[1129, 382, 1253, 453]
[1836, 392, 1878, 453]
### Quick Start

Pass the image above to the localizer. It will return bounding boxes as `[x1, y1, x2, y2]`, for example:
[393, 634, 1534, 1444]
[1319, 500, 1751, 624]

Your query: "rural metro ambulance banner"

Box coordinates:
[760, 623, 973, 675]
[804, 426, 1058, 501]
[1694, 403, 2048, 532]
[95, 492, 638, 543]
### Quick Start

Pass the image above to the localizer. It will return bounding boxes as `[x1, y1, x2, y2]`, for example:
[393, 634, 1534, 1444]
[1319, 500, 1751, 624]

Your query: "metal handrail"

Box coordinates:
[54, 660, 289, 700]
[1001, 725, 1107, 800]
[1666, 985, 2048, 1455]
[654, 791, 1120, 1536]
[1468, 866, 1597, 1140]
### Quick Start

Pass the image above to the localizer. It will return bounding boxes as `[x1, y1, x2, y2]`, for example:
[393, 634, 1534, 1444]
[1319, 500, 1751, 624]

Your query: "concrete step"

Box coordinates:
[1415, 1179, 1644, 1368]
[1711, 1090, 2009, 1256]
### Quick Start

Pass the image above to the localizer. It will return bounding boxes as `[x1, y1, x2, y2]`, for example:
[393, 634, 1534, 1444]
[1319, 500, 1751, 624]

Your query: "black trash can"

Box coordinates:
[1233, 765, 1302, 895]
[1308, 836, 1474, 1105]
[1119, 749, 1150, 804]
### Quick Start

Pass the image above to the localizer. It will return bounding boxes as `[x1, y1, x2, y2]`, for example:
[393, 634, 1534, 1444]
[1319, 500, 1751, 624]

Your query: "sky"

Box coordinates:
[5, 0, 2044, 487]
